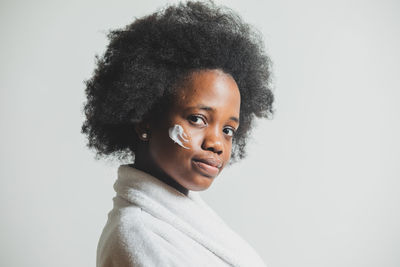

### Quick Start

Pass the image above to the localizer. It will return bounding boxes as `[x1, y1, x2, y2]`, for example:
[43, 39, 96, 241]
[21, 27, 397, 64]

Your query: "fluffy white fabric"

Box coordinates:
[97, 165, 266, 267]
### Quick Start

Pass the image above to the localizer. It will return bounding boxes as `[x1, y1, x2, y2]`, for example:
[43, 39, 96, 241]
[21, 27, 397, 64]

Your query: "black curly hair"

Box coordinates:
[81, 0, 274, 162]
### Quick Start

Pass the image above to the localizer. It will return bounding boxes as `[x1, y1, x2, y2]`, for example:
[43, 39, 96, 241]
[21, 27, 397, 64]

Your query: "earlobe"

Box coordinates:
[134, 122, 150, 141]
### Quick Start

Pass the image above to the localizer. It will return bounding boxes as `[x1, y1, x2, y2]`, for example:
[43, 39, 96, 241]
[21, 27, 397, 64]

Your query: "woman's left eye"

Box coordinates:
[223, 127, 236, 137]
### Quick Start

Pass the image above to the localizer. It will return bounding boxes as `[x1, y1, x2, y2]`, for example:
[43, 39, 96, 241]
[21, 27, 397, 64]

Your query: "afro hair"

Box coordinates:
[81, 0, 274, 162]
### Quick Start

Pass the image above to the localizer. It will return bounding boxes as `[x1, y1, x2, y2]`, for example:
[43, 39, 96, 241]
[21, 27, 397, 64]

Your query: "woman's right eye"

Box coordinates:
[188, 115, 206, 126]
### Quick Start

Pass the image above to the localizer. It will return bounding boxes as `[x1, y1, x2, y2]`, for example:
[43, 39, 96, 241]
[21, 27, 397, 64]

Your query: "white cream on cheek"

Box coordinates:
[168, 124, 190, 149]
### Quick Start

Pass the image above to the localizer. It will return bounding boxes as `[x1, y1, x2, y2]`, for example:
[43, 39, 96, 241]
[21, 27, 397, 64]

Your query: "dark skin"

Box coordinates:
[133, 69, 241, 196]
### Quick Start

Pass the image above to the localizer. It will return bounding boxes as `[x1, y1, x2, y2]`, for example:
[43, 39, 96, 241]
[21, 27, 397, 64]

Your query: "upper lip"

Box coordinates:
[193, 157, 223, 169]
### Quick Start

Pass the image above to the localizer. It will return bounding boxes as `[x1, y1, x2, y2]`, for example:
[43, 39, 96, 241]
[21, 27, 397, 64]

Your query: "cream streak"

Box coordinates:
[168, 124, 190, 149]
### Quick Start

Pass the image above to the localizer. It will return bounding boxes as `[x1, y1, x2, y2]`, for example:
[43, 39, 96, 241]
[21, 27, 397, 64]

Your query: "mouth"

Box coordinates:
[192, 158, 222, 178]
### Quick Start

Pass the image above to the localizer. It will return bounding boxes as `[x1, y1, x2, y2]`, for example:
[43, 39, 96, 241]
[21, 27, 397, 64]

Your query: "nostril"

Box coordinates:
[206, 146, 223, 155]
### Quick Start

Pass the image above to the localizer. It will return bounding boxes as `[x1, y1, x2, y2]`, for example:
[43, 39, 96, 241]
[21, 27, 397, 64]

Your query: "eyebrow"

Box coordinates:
[191, 104, 240, 123]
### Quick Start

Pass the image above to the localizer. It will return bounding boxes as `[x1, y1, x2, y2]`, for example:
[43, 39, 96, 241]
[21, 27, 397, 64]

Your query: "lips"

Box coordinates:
[192, 157, 223, 177]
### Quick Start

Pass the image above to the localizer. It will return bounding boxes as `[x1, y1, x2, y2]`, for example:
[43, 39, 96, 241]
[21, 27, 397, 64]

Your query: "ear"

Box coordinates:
[134, 121, 150, 141]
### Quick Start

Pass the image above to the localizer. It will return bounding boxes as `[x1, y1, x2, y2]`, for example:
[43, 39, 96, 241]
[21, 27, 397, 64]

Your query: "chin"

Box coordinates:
[187, 184, 213, 192]
[185, 174, 215, 191]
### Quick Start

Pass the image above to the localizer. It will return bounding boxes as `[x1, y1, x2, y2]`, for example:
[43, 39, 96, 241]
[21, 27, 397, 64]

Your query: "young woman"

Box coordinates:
[82, 1, 274, 266]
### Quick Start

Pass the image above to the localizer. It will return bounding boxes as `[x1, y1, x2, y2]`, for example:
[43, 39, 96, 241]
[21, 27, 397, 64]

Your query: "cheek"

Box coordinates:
[223, 141, 233, 163]
[150, 131, 179, 160]
[182, 128, 202, 149]
[148, 125, 192, 174]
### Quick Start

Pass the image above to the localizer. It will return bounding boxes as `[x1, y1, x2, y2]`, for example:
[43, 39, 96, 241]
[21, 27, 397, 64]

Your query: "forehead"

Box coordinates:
[174, 69, 241, 114]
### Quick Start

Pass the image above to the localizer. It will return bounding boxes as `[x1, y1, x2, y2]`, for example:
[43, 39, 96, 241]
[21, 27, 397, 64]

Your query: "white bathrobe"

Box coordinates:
[97, 165, 267, 267]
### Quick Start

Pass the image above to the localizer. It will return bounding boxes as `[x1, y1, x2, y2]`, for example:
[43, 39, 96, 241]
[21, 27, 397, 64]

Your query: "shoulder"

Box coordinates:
[96, 204, 144, 267]
[97, 202, 184, 267]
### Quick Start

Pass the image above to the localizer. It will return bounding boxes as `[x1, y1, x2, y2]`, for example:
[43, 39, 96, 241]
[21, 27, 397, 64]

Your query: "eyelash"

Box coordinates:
[188, 115, 206, 126]
[223, 127, 236, 137]
[187, 115, 236, 137]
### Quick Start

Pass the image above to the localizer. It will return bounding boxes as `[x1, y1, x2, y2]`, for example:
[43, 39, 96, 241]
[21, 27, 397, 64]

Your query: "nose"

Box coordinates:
[201, 127, 223, 155]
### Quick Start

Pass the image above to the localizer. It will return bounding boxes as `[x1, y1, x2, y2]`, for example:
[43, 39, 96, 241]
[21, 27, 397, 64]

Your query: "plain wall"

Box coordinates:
[1, 0, 399, 266]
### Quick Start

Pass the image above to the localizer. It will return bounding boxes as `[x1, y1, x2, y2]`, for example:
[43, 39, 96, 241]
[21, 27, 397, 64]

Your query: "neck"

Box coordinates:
[132, 146, 189, 196]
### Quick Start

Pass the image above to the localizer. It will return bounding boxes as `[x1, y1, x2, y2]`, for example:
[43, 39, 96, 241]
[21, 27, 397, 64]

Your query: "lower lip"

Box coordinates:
[192, 160, 219, 177]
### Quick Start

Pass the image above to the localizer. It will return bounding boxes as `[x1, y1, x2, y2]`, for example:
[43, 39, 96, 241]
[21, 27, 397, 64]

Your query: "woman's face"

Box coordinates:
[148, 69, 241, 191]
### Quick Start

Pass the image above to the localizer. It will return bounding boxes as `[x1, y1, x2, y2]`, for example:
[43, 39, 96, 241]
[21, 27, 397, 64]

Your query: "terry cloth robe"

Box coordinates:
[97, 164, 267, 267]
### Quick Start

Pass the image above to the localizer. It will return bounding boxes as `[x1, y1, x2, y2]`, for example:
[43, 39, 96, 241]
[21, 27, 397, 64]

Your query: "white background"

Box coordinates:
[1, 0, 399, 266]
